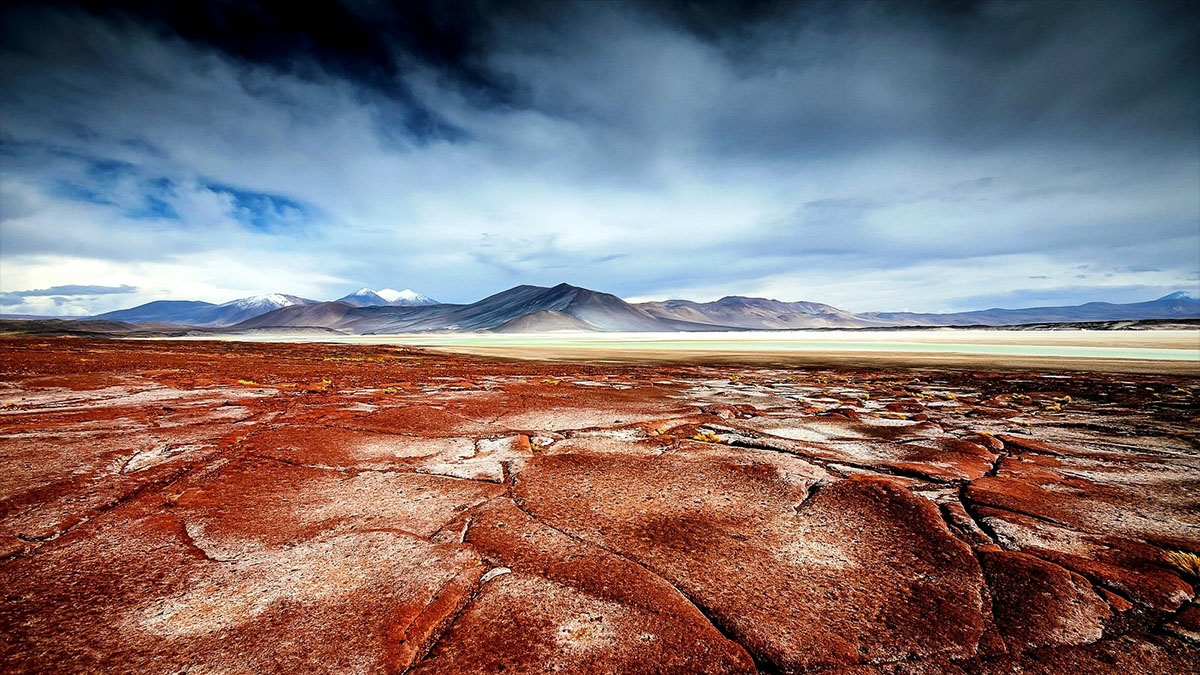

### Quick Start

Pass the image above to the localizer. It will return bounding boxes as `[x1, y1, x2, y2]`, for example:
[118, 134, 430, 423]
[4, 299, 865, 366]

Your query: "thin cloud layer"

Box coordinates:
[4, 284, 137, 297]
[0, 0, 1196, 315]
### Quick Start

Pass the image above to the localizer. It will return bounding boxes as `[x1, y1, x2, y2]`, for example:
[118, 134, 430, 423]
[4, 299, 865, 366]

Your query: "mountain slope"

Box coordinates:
[444, 283, 668, 331]
[95, 300, 217, 325]
[337, 288, 390, 307]
[211, 294, 316, 325]
[232, 302, 360, 330]
[493, 310, 598, 332]
[96, 294, 315, 327]
[638, 296, 878, 329]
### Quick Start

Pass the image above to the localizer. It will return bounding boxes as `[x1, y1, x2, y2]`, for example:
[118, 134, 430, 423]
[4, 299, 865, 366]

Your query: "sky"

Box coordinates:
[1, 0, 1197, 316]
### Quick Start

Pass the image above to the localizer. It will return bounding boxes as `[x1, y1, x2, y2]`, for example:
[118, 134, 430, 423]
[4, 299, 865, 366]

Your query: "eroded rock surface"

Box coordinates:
[1, 339, 1197, 673]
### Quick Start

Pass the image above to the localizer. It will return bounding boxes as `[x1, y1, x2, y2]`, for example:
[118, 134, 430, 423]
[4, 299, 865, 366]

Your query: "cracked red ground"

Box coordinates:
[0, 338, 1197, 673]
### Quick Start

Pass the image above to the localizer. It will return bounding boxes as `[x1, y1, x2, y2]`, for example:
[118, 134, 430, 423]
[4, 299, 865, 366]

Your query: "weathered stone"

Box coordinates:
[973, 634, 1200, 674]
[975, 506, 1195, 612]
[1164, 603, 1200, 645]
[514, 447, 986, 672]
[981, 549, 1112, 651]
[413, 498, 755, 673]
[0, 498, 484, 673]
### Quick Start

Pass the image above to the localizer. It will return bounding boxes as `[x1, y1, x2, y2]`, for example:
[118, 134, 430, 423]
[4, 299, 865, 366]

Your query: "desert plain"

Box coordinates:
[0, 335, 1198, 673]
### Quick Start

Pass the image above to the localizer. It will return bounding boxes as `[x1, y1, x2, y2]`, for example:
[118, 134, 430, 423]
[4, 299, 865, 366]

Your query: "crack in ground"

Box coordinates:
[397, 565, 490, 675]
[3, 455, 221, 567]
[953, 480, 1177, 649]
[962, 495, 1075, 531]
[165, 510, 235, 564]
[505, 474, 769, 673]
[722, 436, 944, 485]
[957, 484, 1006, 544]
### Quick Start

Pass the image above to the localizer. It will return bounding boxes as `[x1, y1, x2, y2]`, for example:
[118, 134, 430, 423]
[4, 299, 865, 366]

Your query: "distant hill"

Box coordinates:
[92, 300, 217, 324]
[95, 294, 315, 327]
[857, 292, 1200, 327]
[638, 296, 880, 329]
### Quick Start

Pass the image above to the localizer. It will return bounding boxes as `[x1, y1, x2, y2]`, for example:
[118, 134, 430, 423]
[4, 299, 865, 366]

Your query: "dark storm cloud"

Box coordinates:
[0, 0, 1196, 312]
[2, 0, 498, 142]
[11, 0, 1193, 151]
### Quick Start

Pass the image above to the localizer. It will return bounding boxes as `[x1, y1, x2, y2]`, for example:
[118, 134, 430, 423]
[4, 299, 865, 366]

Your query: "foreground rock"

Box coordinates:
[514, 449, 985, 671]
[414, 498, 755, 673]
[0, 495, 485, 672]
[0, 338, 1197, 673]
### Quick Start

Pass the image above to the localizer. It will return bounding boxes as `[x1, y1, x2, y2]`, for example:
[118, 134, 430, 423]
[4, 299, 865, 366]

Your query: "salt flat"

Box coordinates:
[182, 329, 1200, 374]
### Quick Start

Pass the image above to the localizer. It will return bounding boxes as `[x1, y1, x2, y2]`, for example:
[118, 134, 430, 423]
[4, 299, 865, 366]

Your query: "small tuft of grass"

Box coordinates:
[236, 379, 257, 386]
[1164, 550, 1200, 578]
[691, 430, 722, 443]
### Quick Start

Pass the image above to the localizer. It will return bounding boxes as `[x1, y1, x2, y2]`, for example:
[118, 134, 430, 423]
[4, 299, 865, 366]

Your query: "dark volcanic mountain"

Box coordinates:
[431, 283, 672, 332]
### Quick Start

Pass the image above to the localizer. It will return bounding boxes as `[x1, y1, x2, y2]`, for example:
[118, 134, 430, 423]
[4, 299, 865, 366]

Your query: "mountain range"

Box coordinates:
[94, 293, 315, 327]
[20, 285, 1200, 333]
[336, 288, 438, 307]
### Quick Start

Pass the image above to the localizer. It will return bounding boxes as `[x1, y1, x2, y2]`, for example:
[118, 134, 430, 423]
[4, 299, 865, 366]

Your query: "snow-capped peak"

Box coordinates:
[377, 288, 422, 303]
[336, 287, 437, 306]
[223, 293, 310, 309]
[1159, 290, 1199, 301]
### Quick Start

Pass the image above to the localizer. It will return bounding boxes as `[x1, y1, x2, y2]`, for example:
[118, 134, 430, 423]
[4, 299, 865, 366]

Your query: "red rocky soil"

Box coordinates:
[0, 338, 1197, 674]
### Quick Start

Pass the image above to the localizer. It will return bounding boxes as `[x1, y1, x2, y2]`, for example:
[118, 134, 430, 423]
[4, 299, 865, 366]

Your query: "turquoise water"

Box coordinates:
[210, 331, 1200, 361]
